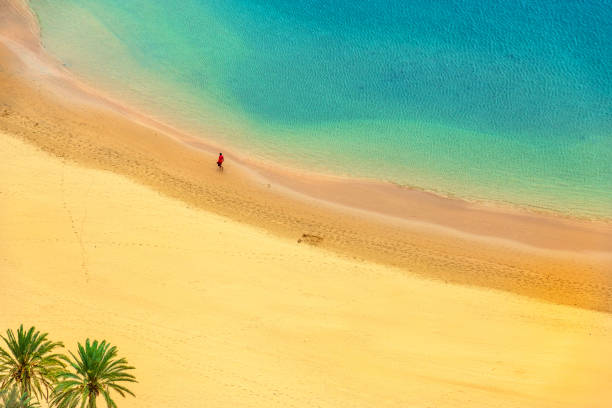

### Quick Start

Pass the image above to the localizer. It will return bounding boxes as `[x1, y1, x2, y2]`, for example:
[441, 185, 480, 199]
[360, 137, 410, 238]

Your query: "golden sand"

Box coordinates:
[1, 0, 611, 406]
[2, 133, 611, 407]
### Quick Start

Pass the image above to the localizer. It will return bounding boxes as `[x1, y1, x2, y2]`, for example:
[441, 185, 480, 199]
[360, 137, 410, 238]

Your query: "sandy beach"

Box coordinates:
[3, 132, 612, 407]
[1, 0, 611, 406]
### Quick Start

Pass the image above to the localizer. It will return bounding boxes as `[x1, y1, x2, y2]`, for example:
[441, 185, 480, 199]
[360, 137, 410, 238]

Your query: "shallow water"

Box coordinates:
[30, 0, 612, 217]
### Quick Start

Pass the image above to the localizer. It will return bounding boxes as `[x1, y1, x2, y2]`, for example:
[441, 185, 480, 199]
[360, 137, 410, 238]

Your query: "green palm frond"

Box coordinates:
[0, 386, 40, 408]
[51, 339, 136, 408]
[0, 326, 66, 402]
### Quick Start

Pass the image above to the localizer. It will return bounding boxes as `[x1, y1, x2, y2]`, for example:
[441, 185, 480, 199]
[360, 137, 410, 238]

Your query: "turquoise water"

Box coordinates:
[30, 0, 612, 217]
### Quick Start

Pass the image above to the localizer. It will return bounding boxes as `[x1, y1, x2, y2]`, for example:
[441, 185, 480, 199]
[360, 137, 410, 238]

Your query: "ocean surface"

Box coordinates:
[30, 0, 612, 218]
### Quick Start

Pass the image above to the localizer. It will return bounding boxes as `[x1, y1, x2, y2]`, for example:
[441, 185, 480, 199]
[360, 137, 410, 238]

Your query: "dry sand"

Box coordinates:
[2, 133, 611, 407]
[1, 0, 612, 406]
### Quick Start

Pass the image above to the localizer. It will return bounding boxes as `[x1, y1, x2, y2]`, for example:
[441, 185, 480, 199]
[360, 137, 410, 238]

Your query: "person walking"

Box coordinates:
[217, 152, 224, 171]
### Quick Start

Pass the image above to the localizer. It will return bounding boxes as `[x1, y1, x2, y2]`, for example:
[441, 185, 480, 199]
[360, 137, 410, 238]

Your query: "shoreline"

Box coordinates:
[20, 0, 612, 226]
[1, 0, 611, 312]
[25, 0, 612, 223]
[12, 0, 612, 252]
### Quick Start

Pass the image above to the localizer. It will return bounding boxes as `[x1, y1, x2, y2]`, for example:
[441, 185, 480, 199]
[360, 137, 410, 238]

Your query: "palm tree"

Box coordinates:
[0, 386, 39, 408]
[0, 326, 66, 402]
[51, 339, 136, 408]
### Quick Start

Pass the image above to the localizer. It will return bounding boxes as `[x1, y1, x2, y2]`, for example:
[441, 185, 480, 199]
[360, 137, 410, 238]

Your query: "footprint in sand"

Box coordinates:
[297, 233, 323, 246]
